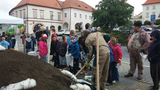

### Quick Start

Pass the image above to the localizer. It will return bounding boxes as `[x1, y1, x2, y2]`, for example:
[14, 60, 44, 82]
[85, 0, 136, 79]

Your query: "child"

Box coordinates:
[68, 36, 79, 74]
[110, 37, 123, 83]
[39, 34, 48, 62]
[57, 38, 67, 66]
[0, 37, 10, 49]
[148, 30, 160, 90]
[11, 35, 16, 48]
[31, 34, 36, 51]
[103, 34, 114, 86]
[67, 30, 77, 46]
[50, 35, 59, 67]
[25, 35, 32, 54]
[62, 35, 68, 48]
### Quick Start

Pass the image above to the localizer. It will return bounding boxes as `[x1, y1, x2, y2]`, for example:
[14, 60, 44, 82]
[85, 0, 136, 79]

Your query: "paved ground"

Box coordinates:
[15, 34, 154, 90]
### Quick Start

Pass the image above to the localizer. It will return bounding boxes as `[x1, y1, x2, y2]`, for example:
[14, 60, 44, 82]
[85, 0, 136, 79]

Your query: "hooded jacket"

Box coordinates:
[68, 41, 79, 59]
[25, 38, 32, 49]
[148, 30, 160, 64]
[11, 37, 16, 48]
[39, 41, 48, 58]
[0, 40, 10, 49]
[112, 43, 123, 63]
[57, 42, 67, 57]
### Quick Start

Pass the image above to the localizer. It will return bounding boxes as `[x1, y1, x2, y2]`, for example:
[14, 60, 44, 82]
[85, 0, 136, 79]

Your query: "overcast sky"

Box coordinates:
[0, 0, 147, 16]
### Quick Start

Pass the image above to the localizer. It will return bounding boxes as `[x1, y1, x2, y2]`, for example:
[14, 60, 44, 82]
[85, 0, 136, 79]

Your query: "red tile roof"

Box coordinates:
[63, 0, 96, 11]
[143, 0, 160, 5]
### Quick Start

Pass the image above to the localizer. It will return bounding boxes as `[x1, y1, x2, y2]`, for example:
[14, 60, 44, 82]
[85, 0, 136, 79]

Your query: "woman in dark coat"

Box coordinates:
[148, 30, 160, 90]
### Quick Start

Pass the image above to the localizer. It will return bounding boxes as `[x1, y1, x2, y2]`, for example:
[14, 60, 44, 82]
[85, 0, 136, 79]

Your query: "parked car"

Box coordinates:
[56, 30, 70, 36]
[127, 31, 152, 51]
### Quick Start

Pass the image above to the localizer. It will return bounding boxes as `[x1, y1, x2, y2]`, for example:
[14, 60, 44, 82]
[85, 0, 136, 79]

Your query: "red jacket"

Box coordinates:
[112, 43, 123, 63]
[39, 41, 48, 58]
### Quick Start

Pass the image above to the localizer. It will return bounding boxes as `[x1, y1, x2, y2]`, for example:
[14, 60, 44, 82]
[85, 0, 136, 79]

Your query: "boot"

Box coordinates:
[124, 73, 133, 77]
[137, 76, 142, 80]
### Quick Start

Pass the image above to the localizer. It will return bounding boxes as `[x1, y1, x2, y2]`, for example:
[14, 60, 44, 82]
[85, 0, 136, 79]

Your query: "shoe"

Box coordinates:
[112, 80, 116, 84]
[137, 76, 142, 80]
[125, 73, 133, 77]
[106, 83, 112, 86]
[80, 71, 84, 74]
[85, 72, 88, 75]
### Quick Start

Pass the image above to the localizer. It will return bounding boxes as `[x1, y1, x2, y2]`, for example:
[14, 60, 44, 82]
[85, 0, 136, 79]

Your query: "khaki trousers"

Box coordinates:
[129, 50, 143, 76]
[91, 52, 110, 89]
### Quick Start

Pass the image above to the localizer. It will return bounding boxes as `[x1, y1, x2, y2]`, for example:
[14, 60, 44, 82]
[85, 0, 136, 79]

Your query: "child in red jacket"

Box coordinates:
[110, 37, 123, 83]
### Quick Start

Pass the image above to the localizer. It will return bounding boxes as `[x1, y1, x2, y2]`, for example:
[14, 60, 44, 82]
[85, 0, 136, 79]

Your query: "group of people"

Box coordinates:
[0, 32, 16, 49]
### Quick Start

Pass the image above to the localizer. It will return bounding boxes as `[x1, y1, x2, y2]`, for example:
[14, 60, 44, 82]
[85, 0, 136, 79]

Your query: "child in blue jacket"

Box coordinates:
[0, 37, 10, 49]
[68, 36, 79, 74]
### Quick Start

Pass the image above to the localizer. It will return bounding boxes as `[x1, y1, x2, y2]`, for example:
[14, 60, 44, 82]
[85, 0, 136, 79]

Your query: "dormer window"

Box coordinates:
[78, 5, 81, 7]
[85, 7, 87, 8]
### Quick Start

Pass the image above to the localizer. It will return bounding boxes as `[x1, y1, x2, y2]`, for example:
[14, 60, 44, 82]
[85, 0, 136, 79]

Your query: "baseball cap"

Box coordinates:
[42, 34, 48, 38]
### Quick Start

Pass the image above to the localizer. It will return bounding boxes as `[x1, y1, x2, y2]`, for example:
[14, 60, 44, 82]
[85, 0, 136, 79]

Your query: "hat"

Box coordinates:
[103, 34, 111, 43]
[42, 34, 47, 38]
[134, 22, 142, 27]
[70, 36, 76, 42]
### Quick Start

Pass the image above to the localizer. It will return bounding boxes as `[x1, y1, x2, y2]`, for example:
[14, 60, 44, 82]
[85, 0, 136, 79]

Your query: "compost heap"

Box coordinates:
[0, 50, 73, 90]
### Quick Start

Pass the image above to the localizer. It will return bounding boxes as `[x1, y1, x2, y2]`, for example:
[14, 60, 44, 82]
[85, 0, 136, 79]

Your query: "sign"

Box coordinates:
[151, 15, 156, 22]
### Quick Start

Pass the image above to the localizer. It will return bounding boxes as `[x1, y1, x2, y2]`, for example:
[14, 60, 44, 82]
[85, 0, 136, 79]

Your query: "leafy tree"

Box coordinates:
[92, 0, 133, 33]
[155, 19, 160, 25]
[144, 20, 151, 25]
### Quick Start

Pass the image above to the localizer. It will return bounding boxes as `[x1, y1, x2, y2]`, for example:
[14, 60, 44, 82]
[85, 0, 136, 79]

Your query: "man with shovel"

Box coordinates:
[82, 30, 110, 90]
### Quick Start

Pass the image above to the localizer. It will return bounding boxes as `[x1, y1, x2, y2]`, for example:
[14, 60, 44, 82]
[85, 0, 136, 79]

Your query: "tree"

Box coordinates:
[92, 0, 133, 33]
[155, 19, 160, 25]
[144, 20, 151, 25]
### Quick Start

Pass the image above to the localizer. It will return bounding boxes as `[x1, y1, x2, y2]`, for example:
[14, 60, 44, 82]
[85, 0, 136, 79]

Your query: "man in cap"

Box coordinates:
[83, 30, 110, 90]
[125, 22, 150, 80]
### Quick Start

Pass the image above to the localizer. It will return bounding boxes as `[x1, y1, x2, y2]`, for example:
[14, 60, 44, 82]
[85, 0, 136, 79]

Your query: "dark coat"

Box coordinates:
[78, 37, 87, 53]
[50, 40, 59, 55]
[57, 42, 67, 57]
[36, 30, 48, 42]
[148, 30, 160, 64]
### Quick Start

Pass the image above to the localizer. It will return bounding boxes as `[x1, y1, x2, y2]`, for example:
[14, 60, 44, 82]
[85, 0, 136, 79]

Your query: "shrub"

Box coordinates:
[144, 20, 151, 25]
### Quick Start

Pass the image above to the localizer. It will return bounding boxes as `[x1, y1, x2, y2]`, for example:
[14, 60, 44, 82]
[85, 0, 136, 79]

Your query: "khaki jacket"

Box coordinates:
[129, 29, 150, 54]
[85, 32, 110, 61]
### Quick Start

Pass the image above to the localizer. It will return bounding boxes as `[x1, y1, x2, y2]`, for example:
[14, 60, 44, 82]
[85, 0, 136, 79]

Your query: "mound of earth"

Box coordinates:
[0, 50, 72, 90]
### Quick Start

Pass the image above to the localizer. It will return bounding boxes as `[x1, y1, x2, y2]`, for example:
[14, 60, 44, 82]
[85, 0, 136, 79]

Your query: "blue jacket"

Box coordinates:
[68, 41, 79, 59]
[108, 44, 114, 62]
[0, 40, 10, 49]
[25, 38, 32, 49]
[148, 30, 160, 64]
[11, 37, 16, 48]
[67, 36, 77, 46]
[31, 36, 36, 47]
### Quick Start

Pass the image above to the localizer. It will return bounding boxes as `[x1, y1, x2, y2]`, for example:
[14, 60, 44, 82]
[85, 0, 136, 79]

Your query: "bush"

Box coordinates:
[144, 20, 151, 25]
[155, 19, 160, 25]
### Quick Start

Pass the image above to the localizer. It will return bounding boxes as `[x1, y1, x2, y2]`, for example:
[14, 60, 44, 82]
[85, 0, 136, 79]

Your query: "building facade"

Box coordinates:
[130, 12, 142, 23]
[142, 0, 160, 24]
[9, 0, 94, 34]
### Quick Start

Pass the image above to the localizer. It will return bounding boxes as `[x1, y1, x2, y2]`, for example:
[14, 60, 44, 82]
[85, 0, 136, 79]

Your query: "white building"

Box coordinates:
[142, 0, 160, 24]
[9, 0, 95, 34]
[130, 12, 142, 23]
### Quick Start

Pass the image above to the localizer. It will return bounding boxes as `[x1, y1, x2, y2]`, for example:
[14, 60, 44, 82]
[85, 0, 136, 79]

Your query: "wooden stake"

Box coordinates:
[75, 65, 86, 77]
[47, 30, 52, 63]
[96, 32, 100, 90]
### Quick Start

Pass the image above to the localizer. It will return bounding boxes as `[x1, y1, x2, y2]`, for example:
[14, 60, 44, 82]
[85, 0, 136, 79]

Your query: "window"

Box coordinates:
[16, 11, 18, 17]
[33, 11, 37, 18]
[64, 13, 67, 18]
[50, 12, 54, 19]
[146, 13, 149, 18]
[40, 12, 44, 19]
[89, 16, 92, 20]
[80, 14, 82, 18]
[146, 6, 149, 10]
[58, 15, 61, 20]
[85, 15, 87, 19]
[74, 13, 77, 18]
[23, 10, 25, 18]
[153, 6, 156, 9]
[20, 11, 22, 18]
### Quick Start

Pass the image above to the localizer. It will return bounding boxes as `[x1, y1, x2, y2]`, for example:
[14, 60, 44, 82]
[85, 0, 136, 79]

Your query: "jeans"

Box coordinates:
[26, 49, 31, 54]
[111, 62, 119, 82]
[40, 55, 47, 62]
[59, 55, 66, 65]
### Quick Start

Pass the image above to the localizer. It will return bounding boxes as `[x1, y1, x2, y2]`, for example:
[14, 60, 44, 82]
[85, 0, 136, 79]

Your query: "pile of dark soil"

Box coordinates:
[0, 50, 73, 90]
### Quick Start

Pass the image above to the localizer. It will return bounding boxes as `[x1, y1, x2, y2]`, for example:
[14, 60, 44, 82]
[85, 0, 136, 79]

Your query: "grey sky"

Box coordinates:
[0, 0, 147, 16]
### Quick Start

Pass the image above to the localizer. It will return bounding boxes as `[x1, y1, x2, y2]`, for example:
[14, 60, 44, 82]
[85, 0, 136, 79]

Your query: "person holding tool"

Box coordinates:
[83, 30, 110, 90]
